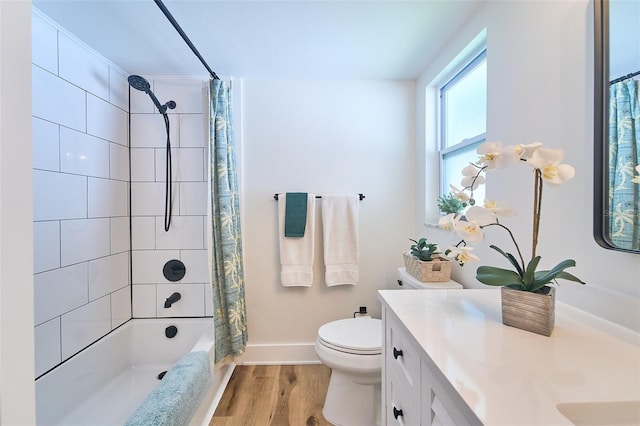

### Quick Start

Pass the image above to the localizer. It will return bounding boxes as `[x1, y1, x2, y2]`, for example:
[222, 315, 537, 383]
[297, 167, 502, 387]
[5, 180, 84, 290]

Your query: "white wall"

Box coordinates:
[416, 0, 640, 332]
[239, 79, 415, 362]
[0, 1, 36, 423]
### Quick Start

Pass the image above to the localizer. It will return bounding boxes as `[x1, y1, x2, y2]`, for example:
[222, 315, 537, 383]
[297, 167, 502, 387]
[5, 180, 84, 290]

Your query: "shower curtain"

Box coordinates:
[210, 78, 248, 362]
[609, 79, 640, 250]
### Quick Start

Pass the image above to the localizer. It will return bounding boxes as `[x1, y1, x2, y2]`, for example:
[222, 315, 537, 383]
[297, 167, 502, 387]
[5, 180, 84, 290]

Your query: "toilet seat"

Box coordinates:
[317, 318, 382, 355]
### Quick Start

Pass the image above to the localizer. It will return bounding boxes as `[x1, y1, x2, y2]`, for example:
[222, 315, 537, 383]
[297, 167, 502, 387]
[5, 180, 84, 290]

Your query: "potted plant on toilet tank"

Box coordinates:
[439, 141, 585, 336]
[403, 237, 452, 282]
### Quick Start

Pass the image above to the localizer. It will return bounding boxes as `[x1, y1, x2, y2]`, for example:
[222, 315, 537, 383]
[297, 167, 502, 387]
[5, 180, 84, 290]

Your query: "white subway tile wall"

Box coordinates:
[34, 263, 89, 326]
[31, 12, 58, 74]
[33, 221, 60, 274]
[32, 10, 212, 378]
[58, 32, 111, 101]
[60, 296, 111, 359]
[132, 285, 157, 317]
[33, 170, 87, 221]
[32, 117, 60, 171]
[34, 318, 61, 377]
[111, 287, 132, 329]
[130, 113, 180, 148]
[60, 127, 110, 178]
[32, 65, 87, 131]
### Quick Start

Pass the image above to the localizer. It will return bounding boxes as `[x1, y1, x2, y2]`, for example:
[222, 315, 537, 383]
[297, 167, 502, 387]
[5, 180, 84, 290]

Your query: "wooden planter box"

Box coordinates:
[501, 286, 555, 336]
[403, 252, 452, 282]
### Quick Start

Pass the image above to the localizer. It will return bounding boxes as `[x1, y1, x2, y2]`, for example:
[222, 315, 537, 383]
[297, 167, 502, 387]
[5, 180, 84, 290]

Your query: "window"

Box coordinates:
[439, 50, 487, 207]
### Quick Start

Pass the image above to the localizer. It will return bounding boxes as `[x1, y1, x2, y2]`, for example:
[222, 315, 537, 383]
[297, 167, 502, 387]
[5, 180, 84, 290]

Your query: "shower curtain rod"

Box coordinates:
[610, 70, 640, 85]
[154, 0, 220, 80]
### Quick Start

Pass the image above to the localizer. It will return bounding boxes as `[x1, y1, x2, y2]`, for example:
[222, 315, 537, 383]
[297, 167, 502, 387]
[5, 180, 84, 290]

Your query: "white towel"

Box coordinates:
[322, 194, 359, 286]
[278, 193, 316, 287]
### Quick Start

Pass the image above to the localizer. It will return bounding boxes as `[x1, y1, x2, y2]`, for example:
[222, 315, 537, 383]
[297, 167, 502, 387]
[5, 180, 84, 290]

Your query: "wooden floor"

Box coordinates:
[209, 364, 333, 426]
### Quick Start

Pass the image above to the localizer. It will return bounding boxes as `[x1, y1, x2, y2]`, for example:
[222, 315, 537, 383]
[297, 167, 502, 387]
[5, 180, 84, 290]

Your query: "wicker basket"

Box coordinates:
[501, 286, 555, 336]
[403, 252, 452, 282]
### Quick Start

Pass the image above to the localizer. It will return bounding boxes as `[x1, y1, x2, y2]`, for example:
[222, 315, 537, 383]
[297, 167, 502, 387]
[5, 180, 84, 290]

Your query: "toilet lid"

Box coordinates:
[318, 318, 382, 355]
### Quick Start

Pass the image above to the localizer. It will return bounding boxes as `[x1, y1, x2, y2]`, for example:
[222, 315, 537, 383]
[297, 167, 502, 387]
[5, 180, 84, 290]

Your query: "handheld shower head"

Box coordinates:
[127, 75, 151, 92]
[127, 74, 176, 114]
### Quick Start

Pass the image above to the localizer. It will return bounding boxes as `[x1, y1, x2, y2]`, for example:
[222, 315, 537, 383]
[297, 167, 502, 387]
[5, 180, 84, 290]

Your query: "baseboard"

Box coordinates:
[236, 343, 321, 365]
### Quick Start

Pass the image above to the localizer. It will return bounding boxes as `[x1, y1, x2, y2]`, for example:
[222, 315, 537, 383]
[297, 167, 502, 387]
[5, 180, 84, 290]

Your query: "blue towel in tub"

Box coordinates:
[124, 351, 212, 426]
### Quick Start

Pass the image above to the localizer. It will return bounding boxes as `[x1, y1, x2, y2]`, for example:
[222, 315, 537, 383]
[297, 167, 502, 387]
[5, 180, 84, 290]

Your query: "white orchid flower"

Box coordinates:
[461, 164, 485, 189]
[465, 205, 498, 226]
[510, 142, 542, 160]
[454, 219, 484, 245]
[449, 184, 470, 202]
[527, 147, 575, 185]
[483, 199, 516, 217]
[632, 165, 640, 184]
[476, 141, 510, 169]
[438, 213, 458, 231]
[446, 246, 479, 265]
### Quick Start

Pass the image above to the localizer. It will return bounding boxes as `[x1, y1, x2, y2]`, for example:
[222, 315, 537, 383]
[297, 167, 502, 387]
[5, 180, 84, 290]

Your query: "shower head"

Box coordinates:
[127, 75, 151, 92]
[127, 74, 176, 114]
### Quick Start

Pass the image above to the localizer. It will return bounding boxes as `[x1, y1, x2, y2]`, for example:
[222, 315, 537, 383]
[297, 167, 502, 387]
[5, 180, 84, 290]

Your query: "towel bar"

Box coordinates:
[274, 193, 365, 201]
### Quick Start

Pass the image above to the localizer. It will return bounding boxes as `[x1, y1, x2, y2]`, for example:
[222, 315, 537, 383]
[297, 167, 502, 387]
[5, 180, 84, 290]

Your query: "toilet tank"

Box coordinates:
[397, 267, 463, 289]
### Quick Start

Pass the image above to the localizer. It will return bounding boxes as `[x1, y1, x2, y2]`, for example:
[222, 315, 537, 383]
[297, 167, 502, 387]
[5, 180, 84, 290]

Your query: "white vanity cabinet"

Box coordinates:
[382, 306, 478, 426]
[378, 289, 640, 426]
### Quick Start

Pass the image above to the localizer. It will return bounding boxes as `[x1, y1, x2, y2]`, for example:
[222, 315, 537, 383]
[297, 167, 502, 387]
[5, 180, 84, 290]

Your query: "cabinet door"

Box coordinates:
[421, 358, 475, 426]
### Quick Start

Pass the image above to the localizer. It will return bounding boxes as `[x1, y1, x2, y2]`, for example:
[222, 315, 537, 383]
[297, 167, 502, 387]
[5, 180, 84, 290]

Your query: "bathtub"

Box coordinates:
[35, 318, 234, 426]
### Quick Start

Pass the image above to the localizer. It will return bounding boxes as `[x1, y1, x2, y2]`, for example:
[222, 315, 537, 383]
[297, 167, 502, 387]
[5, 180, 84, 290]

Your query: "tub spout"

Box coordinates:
[164, 292, 181, 308]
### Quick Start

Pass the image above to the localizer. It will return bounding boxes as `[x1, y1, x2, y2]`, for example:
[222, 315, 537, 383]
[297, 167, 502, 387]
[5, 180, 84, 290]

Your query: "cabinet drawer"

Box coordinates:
[386, 364, 420, 426]
[386, 314, 421, 395]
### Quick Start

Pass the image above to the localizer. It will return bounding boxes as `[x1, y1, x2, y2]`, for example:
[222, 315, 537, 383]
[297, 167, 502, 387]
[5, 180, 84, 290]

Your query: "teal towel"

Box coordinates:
[284, 192, 308, 237]
[124, 351, 212, 426]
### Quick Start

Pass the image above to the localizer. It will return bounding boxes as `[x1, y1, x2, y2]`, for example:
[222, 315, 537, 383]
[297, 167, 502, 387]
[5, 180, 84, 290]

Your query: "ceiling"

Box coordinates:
[32, 0, 482, 80]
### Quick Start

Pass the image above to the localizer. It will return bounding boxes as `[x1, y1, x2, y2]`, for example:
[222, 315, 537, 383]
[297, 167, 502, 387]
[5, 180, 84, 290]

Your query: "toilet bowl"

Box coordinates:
[316, 270, 463, 425]
[315, 317, 382, 426]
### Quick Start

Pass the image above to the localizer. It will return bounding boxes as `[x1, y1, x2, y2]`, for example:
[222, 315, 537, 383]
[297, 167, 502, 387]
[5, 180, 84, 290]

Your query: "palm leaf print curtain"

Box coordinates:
[210, 79, 248, 362]
[609, 79, 640, 250]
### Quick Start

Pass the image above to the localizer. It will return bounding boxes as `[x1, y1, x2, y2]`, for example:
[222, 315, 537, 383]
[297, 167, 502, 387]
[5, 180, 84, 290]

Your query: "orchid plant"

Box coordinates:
[439, 141, 585, 293]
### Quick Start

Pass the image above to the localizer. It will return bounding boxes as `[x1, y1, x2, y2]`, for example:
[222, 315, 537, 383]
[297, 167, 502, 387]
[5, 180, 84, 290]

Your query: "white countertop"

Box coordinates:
[378, 289, 640, 425]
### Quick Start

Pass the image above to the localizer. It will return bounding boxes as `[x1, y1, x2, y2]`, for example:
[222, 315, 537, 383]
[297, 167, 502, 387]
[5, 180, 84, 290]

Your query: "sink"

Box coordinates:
[557, 401, 640, 426]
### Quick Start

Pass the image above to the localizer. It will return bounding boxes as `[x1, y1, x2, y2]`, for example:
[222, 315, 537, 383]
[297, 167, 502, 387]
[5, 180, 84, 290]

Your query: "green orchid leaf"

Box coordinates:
[476, 265, 524, 287]
[489, 245, 523, 276]
[554, 271, 586, 284]
[533, 259, 578, 285]
[523, 256, 542, 288]
[506, 253, 524, 276]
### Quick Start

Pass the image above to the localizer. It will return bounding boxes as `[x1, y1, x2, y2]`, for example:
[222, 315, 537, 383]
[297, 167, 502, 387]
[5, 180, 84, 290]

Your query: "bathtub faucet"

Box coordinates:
[164, 292, 182, 308]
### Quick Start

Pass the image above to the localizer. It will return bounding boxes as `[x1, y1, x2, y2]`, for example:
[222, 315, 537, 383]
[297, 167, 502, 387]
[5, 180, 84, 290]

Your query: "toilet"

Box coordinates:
[315, 268, 463, 426]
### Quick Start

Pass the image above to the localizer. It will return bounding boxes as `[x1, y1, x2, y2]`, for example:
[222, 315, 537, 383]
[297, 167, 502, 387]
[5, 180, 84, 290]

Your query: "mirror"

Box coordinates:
[594, 0, 640, 253]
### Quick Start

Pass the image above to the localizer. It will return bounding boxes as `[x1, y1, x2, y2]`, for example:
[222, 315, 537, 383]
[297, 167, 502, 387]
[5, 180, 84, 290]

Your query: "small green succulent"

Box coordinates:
[437, 192, 467, 214]
[409, 238, 440, 261]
